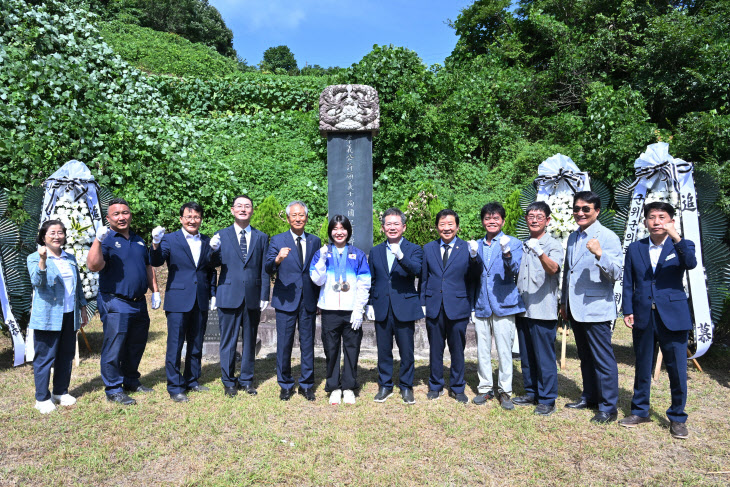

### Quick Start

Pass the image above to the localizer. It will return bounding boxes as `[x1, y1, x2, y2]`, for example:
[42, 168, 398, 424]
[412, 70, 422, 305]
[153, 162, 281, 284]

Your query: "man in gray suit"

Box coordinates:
[560, 191, 622, 424]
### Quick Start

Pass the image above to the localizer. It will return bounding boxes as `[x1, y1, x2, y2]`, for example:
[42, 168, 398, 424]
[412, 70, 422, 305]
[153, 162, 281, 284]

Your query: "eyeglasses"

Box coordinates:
[233, 204, 252, 209]
[572, 206, 594, 213]
[182, 216, 202, 222]
[383, 222, 403, 228]
[526, 215, 546, 222]
[46, 232, 65, 237]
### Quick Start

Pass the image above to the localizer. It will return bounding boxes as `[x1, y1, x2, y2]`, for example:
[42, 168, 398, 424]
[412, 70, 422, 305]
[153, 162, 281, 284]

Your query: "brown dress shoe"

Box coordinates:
[670, 421, 688, 439]
[618, 414, 651, 428]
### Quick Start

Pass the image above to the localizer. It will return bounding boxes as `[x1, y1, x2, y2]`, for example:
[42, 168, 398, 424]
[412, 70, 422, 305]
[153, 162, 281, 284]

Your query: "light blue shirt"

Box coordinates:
[385, 238, 403, 271]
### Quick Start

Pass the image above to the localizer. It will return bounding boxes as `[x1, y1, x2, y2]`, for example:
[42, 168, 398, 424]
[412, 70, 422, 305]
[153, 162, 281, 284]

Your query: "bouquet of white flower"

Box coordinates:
[545, 193, 575, 249]
[49, 195, 99, 300]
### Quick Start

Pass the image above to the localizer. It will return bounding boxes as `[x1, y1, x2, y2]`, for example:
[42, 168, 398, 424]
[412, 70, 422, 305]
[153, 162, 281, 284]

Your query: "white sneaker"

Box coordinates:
[343, 389, 356, 405]
[329, 389, 342, 405]
[51, 394, 77, 406]
[34, 399, 56, 414]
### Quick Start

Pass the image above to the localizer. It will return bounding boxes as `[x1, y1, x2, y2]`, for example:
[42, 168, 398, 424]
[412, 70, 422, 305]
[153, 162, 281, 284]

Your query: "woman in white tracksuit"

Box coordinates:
[310, 215, 371, 405]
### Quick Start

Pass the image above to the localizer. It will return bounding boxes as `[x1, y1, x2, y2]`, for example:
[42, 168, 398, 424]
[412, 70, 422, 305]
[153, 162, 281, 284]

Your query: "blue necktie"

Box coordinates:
[442, 244, 450, 267]
[239, 231, 248, 261]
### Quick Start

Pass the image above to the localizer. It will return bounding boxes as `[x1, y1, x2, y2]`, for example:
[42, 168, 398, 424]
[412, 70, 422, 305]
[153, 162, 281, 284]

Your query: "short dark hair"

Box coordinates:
[480, 202, 506, 220]
[108, 197, 130, 209]
[644, 201, 675, 219]
[232, 195, 253, 207]
[37, 219, 67, 246]
[526, 201, 552, 218]
[180, 201, 204, 218]
[435, 209, 459, 226]
[381, 208, 406, 226]
[573, 191, 601, 211]
[328, 214, 353, 242]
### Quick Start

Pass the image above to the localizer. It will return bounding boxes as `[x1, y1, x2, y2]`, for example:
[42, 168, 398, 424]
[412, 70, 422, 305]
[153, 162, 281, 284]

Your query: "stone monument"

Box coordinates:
[319, 84, 380, 255]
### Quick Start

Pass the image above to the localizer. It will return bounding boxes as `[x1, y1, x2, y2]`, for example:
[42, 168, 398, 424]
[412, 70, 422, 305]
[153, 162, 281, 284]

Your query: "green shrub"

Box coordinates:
[250, 195, 288, 237]
[402, 189, 442, 246]
[99, 21, 241, 78]
[502, 188, 522, 237]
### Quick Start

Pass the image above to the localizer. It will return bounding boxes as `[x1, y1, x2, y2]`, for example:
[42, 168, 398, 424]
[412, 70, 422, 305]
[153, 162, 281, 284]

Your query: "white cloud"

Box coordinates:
[211, 0, 349, 31]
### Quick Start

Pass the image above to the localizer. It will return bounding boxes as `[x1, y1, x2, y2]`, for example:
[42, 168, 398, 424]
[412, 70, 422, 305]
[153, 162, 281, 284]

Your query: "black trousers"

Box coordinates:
[321, 310, 362, 392]
[33, 312, 75, 401]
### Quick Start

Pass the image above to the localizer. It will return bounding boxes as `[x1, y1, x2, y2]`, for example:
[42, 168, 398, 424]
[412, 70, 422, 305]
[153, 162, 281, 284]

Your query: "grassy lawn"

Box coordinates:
[1, 301, 729, 486]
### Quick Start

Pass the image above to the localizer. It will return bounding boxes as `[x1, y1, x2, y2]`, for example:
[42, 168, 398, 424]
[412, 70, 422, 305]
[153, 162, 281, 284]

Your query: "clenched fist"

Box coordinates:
[209, 233, 221, 251]
[499, 235, 511, 254]
[275, 247, 292, 264]
[586, 238, 602, 258]
[151, 226, 165, 245]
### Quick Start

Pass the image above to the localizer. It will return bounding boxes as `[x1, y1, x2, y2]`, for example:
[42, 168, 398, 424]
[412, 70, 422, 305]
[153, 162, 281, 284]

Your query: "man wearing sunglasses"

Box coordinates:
[560, 191, 622, 424]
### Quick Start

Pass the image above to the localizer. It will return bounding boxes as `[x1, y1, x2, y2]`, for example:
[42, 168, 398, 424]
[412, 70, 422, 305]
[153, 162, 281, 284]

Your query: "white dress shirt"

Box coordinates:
[49, 251, 74, 313]
[182, 227, 202, 266]
[649, 236, 668, 272]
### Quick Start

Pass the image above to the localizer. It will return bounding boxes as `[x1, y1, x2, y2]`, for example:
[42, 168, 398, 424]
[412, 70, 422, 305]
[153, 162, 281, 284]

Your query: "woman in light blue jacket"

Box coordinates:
[27, 220, 88, 414]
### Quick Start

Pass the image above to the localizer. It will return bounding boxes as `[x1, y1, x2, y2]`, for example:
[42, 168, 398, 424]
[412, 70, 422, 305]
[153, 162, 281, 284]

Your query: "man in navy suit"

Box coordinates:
[150, 202, 217, 403]
[620, 201, 696, 439]
[210, 195, 270, 397]
[366, 208, 423, 405]
[560, 191, 623, 424]
[265, 201, 321, 402]
[420, 209, 481, 403]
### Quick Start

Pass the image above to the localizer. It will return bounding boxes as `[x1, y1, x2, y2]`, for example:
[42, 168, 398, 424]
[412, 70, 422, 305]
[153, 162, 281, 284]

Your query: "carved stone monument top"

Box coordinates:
[319, 84, 380, 136]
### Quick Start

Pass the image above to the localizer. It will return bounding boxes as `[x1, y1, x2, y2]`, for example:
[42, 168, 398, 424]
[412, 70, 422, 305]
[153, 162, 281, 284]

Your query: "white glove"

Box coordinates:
[471, 311, 476, 323]
[151, 292, 161, 309]
[366, 305, 375, 321]
[320, 245, 329, 257]
[526, 238, 544, 256]
[260, 300, 269, 312]
[210, 296, 217, 310]
[422, 306, 427, 316]
[389, 243, 404, 260]
[209, 233, 221, 251]
[468, 240, 478, 258]
[152, 226, 165, 245]
[96, 226, 111, 242]
[351, 309, 363, 330]
[499, 235, 511, 254]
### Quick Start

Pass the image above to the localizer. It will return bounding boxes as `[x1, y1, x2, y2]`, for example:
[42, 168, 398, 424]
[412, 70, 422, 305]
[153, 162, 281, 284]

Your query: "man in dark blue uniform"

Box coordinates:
[87, 198, 160, 406]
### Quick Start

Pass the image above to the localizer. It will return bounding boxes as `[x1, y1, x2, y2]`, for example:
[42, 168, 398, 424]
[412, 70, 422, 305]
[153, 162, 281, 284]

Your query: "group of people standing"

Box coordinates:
[26, 191, 696, 439]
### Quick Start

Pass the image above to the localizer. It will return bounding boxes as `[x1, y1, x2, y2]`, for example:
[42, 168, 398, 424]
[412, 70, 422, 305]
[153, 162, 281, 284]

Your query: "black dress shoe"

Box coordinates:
[238, 384, 257, 395]
[512, 395, 537, 406]
[374, 386, 393, 403]
[670, 421, 688, 439]
[124, 385, 154, 393]
[400, 388, 415, 405]
[472, 391, 494, 405]
[534, 403, 556, 416]
[280, 388, 295, 401]
[170, 393, 189, 403]
[298, 386, 316, 401]
[107, 392, 136, 406]
[426, 389, 444, 400]
[590, 411, 618, 424]
[224, 387, 238, 398]
[448, 390, 469, 404]
[186, 385, 210, 393]
[565, 398, 598, 410]
[618, 414, 651, 428]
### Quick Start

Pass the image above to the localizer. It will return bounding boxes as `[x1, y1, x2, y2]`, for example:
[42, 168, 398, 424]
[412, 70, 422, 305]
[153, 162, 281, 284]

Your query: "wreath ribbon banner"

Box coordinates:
[613, 142, 712, 358]
[0, 258, 25, 366]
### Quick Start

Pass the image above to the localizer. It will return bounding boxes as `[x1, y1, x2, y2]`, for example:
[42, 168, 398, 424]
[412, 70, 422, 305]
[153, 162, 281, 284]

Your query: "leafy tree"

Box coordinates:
[262, 45, 298, 75]
[250, 195, 288, 237]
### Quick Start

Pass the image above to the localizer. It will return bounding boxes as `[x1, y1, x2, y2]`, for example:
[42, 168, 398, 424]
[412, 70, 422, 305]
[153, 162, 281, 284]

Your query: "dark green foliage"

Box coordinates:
[401, 190, 442, 247]
[262, 46, 298, 75]
[99, 21, 241, 78]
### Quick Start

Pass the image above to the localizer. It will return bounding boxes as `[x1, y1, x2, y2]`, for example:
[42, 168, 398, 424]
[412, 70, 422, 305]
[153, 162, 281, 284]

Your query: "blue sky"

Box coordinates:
[209, 0, 474, 68]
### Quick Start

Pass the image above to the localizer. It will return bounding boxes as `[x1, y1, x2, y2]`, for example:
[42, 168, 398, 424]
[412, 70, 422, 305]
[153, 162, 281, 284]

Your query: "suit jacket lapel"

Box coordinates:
[638, 238, 652, 275]
[176, 230, 196, 267]
[304, 233, 316, 270]
[433, 241, 444, 271]
[228, 226, 245, 263]
[245, 229, 257, 266]
[198, 234, 210, 269]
